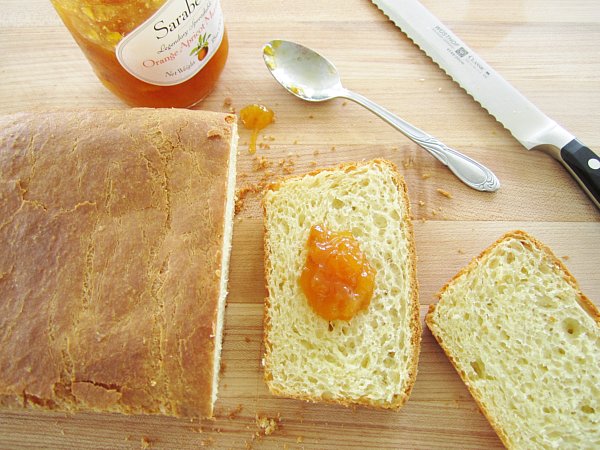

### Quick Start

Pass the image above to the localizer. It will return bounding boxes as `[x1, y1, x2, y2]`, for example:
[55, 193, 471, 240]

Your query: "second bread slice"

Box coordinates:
[262, 159, 420, 409]
[426, 231, 600, 449]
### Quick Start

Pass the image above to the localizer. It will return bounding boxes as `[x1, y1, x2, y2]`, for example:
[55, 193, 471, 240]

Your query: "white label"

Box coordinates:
[116, 0, 224, 86]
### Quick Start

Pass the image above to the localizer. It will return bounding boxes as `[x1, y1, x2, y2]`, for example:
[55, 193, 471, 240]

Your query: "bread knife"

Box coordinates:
[371, 0, 600, 210]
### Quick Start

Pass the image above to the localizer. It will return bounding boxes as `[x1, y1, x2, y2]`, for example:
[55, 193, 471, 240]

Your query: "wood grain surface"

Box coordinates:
[1, 0, 599, 448]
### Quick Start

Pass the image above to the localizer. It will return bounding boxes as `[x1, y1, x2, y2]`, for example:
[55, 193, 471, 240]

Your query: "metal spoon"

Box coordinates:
[262, 39, 500, 192]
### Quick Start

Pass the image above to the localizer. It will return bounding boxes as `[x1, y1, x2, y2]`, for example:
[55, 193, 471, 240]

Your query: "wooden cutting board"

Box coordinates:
[1, 0, 599, 448]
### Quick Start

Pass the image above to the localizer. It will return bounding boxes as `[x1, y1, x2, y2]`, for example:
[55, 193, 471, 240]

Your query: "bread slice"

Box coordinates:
[262, 159, 420, 409]
[426, 230, 600, 449]
[0, 109, 238, 418]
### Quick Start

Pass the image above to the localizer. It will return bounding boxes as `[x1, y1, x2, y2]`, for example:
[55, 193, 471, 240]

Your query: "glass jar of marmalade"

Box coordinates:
[51, 0, 228, 108]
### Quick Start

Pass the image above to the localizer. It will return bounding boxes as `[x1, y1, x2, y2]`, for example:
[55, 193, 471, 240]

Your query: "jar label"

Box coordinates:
[116, 0, 224, 86]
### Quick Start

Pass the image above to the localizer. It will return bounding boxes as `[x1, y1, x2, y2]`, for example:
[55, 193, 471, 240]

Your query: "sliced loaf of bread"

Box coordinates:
[427, 230, 599, 449]
[0, 109, 237, 418]
[262, 159, 420, 409]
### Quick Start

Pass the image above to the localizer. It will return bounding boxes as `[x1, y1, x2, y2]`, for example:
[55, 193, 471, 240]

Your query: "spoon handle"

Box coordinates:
[340, 89, 500, 192]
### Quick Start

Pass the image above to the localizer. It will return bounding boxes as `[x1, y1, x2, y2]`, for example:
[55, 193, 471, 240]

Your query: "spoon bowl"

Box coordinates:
[263, 40, 343, 102]
[262, 39, 500, 192]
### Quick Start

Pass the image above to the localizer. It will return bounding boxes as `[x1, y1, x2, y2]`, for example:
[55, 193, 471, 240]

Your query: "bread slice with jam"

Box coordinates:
[262, 159, 420, 409]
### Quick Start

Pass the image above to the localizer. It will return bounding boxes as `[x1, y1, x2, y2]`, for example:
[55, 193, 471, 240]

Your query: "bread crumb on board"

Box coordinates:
[436, 188, 453, 199]
[421, 172, 432, 180]
[279, 158, 295, 174]
[140, 436, 154, 449]
[235, 180, 271, 215]
[561, 255, 570, 261]
[253, 155, 273, 171]
[255, 414, 280, 436]
[222, 96, 235, 113]
[200, 437, 215, 447]
[228, 404, 244, 420]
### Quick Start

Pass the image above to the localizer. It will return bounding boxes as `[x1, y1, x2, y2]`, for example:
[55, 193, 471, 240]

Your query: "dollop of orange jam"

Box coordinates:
[240, 104, 274, 154]
[300, 224, 376, 321]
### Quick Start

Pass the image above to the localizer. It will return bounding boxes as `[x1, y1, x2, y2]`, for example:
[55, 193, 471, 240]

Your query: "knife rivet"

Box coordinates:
[588, 159, 600, 170]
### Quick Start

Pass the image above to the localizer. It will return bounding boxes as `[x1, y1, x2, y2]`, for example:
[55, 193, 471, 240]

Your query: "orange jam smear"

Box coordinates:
[300, 224, 376, 321]
[239, 104, 274, 154]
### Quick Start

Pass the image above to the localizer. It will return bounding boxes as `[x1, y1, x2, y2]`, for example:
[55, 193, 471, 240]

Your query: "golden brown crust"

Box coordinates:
[0, 109, 236, 418]
[262, 159, 421, 410]
[425, 229, 600, 449]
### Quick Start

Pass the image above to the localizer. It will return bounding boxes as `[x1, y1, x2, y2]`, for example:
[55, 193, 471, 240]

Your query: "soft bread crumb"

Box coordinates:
[436, 188, 453, 199]
[235, 183, 267, 214]
[228, 404, 244, 420]
[223, 98, 235, 114]
[200, 437, 215, 447]
[253, 155, 272, 171]
[278, 158, 295, 174]
[255, 415, 279, 436]
[403, 157, 414, 169]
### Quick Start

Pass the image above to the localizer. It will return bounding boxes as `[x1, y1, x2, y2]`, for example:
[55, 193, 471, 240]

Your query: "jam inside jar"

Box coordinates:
[51, 0, 228, 108]
[300, 224, 376, 322]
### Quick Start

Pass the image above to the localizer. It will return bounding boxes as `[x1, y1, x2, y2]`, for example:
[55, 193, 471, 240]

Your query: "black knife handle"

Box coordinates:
[560, 139, 600, 209]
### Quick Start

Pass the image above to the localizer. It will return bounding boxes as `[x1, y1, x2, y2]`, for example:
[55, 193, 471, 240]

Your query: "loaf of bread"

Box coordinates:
[0, 109, 238, 418]
[262, 159, 421, 409]
[426, 230, 599, 449]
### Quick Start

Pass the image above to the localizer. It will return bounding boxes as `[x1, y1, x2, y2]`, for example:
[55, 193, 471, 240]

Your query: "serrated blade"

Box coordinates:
[371, 0, 574, 150]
